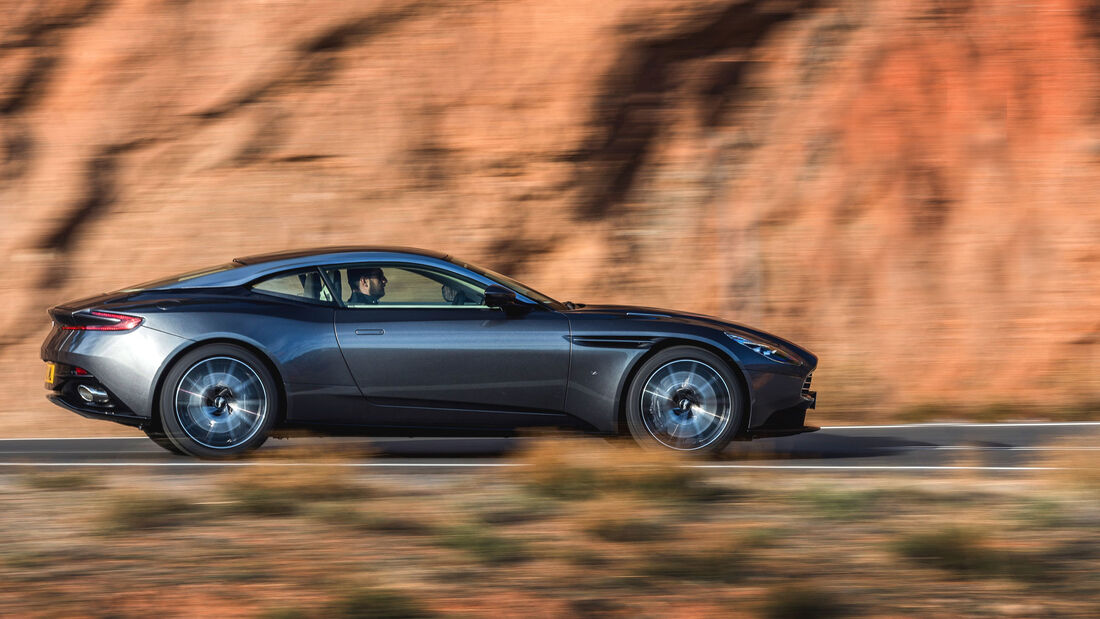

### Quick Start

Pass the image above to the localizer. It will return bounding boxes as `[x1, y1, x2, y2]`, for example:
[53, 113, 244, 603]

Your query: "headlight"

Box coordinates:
[724, 332, 795, 364]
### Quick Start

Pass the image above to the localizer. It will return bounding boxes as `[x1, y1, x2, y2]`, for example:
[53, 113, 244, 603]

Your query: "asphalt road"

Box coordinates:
[0, 422, 1097, 473]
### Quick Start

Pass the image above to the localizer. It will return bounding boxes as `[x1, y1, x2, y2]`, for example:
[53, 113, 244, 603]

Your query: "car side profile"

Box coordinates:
[41, 247, 818, 458]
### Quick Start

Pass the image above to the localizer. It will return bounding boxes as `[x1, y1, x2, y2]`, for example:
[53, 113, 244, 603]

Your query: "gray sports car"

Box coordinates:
[41, 247, 817, 458]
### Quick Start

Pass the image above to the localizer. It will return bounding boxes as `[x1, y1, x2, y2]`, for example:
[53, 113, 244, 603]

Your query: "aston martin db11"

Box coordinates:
[41, 247, 818, 458]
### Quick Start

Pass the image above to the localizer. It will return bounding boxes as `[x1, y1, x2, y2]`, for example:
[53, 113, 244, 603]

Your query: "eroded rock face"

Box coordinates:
[3, 0, 1099, 432]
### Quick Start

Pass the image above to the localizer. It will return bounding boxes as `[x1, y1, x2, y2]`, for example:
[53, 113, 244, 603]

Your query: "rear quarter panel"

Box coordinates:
[44, 325, 191, 418]
[123, 294, 357, 420]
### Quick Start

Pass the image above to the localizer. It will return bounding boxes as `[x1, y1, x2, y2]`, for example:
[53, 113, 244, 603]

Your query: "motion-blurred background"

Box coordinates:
[3, 0, 1099, 434]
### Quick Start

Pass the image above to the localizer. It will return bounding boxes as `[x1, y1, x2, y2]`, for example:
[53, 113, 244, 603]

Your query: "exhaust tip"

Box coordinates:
[76, 384, 110, 405]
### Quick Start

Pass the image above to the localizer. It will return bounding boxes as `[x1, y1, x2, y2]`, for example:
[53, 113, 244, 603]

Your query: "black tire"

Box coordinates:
[143, 428, 186, 456]
[158, 344, 277, 459]
[624, 346, 743, 455]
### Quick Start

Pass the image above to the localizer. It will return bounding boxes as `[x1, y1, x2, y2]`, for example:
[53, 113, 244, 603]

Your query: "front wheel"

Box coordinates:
[624, 346, 743, 454]
[158, 344, 277, 459]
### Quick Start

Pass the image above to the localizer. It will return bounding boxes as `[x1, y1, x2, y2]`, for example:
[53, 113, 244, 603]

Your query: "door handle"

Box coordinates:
[354, 328, 385, 335]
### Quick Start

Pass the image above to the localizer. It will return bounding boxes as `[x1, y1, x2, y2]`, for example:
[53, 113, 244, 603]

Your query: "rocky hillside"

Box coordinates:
[3, 0, 1099, 433]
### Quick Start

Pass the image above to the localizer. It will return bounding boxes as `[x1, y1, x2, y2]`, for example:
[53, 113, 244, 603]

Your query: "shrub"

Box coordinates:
[894, 528, 1050, 581]
[220, 463, 367, 516]
[586, 517, 670, 543]
[232, 486, 300, 516]
[895, 528, 999, 573]
[739, 526, 787, 549]
[476, 495, 558, 525]
[636, 547, 745, 583]
[759, 585, 848, 619]
[359, 514, 434, 535]
[22, 470, 100, 491]
[328, 587, 435, 619]
[435, 524, 530, 564]
[101, 492, 200, 532]
[515, 438, 720, 502]
[795, 487, 877, 520]
[258, 610, 307, 619]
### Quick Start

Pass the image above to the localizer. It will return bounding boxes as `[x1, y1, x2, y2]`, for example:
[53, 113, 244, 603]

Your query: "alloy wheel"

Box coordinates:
[639, 359, 733, 451]
[173, 356, 268, 449]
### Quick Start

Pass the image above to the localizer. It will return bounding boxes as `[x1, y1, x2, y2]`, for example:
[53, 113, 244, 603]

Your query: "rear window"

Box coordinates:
[251, 269, 335, 305]
[119, 263, 239, 292]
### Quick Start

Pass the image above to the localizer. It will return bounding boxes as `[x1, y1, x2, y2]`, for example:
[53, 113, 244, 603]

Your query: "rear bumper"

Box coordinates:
[40, 323, 191, 418]
[47, 394, 147, 428]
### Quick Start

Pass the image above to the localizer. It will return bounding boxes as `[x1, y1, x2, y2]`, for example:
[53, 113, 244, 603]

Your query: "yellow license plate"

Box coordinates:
[44, 362, 56, 386]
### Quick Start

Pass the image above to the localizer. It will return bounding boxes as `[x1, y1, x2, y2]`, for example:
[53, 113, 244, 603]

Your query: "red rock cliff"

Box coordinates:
[2, 0, 1099, 432]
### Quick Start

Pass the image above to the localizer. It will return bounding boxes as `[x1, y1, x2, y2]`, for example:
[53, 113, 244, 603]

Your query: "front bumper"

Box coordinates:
[747, 401, 819, 437]
[743, 368, 818, 438]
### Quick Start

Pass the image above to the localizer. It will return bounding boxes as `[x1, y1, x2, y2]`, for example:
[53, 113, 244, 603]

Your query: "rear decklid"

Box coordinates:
[51, 290, 136, 313]
[47, 291, 139, 328]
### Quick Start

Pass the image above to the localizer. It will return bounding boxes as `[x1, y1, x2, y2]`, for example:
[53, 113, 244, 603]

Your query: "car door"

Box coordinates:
[327, 262, 572, 429]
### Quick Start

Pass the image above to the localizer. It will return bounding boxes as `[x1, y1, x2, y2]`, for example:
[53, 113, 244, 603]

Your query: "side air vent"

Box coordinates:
[569, 335, 657, 349]
[801, 373, 813, 397]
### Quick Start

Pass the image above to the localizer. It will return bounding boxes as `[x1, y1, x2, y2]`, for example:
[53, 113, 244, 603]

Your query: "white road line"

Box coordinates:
[0, 437, 142, 441]
[0, 461, 520, 468]
[821, 421, 1100, 429]
[873, 446, 1100, 451]
[690, 465, 1059, 471]
[0, 461, 1062, 471]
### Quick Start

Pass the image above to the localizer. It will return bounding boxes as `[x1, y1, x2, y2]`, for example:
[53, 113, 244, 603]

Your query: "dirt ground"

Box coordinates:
[0, 441, 1096, 617]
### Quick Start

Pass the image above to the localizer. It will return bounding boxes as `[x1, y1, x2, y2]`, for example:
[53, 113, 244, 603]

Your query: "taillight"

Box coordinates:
[61, 311, 144, 331]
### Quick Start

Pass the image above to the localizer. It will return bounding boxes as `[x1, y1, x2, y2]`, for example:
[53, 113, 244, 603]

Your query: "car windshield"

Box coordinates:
[449, 258, 565, 310]
[119, 262, 240, 292]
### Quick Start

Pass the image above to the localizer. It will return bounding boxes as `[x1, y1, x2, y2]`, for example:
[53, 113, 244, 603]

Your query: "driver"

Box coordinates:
[347, 267, 387, 305]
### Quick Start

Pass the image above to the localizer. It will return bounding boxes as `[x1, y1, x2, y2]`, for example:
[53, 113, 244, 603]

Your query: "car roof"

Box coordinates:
[233, 246, 449, 265]
[137, 248, 462, 291]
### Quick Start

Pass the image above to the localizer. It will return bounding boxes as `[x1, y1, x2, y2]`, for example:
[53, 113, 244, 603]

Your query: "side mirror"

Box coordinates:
[483, 285, 517, 309]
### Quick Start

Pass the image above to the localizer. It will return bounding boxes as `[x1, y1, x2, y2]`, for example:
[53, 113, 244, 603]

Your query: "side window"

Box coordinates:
[330, 264, 487, 308]
[252, 269, 334, 305]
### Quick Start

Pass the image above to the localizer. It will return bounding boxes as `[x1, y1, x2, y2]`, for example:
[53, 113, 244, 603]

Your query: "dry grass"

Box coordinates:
[758, 585, 848, 619]
[893, 527, 1052, 581]
[0, 439, 1096, 616]
[99, 491, 203, 532]
[1040, 437, 1100, 494]
[515, 438, 729, 502]
[324, 587, 437, 618]
[216, 458, 370, 516]
[433, 523, 531, 565]
[21, 469, 101, 491]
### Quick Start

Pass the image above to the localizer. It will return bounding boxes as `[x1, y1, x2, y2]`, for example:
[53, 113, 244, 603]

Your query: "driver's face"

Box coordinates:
[360, 273, 387, 297]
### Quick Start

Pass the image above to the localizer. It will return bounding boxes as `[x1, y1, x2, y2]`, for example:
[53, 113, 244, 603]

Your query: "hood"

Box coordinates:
[562, 304, 817, 368]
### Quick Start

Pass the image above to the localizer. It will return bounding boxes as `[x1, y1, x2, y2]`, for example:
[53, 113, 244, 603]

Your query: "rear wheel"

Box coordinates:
[625, 346, 743, 454]
[158, 344, 277, 459]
